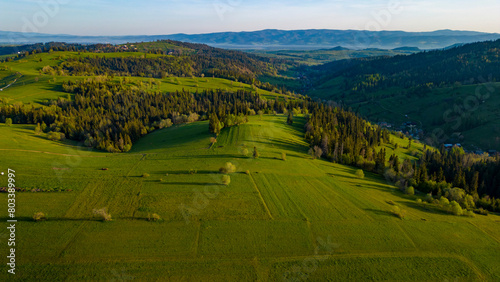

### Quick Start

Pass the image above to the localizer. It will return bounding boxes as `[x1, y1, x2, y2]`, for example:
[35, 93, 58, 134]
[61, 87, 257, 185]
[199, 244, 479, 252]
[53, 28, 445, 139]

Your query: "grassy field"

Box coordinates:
[0, 115, 499, 281]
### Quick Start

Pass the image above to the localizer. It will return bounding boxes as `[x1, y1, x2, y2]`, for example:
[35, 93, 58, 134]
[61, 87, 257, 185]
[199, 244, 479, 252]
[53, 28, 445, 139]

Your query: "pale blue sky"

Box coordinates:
[0, 0, 499, 35]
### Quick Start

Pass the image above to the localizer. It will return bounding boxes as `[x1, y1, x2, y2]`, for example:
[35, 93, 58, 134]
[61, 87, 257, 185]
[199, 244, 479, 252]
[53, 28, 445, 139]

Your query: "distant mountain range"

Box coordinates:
[1, 29, 499, 50]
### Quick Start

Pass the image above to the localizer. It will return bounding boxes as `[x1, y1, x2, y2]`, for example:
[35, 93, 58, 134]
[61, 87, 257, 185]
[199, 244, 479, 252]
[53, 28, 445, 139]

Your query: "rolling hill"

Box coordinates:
[1, 42, 500, 281]
[308, 39, 500, 151]
[1, 114, 500, 281]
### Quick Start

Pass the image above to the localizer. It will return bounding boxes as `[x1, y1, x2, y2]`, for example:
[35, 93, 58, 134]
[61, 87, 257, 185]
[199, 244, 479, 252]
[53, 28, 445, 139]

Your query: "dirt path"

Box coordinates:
[0, 76, 21, 91]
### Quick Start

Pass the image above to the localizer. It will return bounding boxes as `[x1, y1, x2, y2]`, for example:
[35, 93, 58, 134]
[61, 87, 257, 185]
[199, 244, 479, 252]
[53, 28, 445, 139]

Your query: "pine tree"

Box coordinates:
[287, 112, 293, 124]
[253, 147, 259, 159]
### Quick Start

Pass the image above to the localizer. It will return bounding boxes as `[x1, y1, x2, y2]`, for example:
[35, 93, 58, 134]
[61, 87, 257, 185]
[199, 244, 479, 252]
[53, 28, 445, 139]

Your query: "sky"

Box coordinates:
[0, 0, 499, 36]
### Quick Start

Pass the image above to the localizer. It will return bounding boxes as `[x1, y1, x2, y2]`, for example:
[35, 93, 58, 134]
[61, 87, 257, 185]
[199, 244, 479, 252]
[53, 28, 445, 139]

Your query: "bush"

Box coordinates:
[463, 210, 475, 217]
[5, 118, 12, 126]
[242, 148, 249, 157]
[355, 169, 364, 179]
[439, 196, 450, 206]
[406, 186, 415, 195]
[142, 173, 150, 178]
[148, 213, 161, 221]
[219, 162, 236, 174]
[450, 201, 463, 216]
[93, 208, 112, 221]
[475, 207, 489, 216]
[245, 170, 250, 175]
[189, 169, 197, 174]
[425, 193, 434, 203]
[33, 212, 47, 222]
[416, 198, 422, 204]
[281, 152, 287, 161]
[222, 175, 231, 186]
[391, 205, 406, 219]
[48, 131, 65, 141]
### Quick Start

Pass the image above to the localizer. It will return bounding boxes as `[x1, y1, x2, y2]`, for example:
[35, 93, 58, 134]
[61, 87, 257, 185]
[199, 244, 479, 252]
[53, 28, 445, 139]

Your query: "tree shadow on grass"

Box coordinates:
[0, 216, 90, 222]
[168, 154, 243, 160]
[396, 201, 450, 216]
[251, 139, 308, 153]
[162, 182, 222, 186]
[363, 209, 399, 219]
[153, 170, 218, 175]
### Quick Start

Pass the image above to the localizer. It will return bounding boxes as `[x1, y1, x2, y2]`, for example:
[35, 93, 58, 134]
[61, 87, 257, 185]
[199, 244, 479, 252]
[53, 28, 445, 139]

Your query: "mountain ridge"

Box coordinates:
[2, 29, 499, 50]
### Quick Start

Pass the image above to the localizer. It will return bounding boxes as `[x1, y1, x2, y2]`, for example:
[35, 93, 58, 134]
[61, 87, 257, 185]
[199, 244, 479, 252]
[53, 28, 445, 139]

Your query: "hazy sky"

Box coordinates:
[1, 0, 499, 35]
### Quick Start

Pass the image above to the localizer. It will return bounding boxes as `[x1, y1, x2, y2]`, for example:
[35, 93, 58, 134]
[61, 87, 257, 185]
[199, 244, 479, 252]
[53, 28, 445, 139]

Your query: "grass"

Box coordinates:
[0, 115, 499, 281]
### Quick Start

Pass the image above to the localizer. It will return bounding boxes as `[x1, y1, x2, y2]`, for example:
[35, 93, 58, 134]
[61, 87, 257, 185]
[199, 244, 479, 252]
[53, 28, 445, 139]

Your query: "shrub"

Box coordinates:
[475, 208, 489, 216]
[5, 118, 12, 126]
[463, 210, 475, 217]
[425, 193, 434, 203]
[450, 201, 463, 216]
[245, 170, 250, 175]
[391, 205, 406, 219]
[281, 152, 287, 161]
[48, 131, 65, 141]
[189, 169, 197, 174]
[242, 148, 249, 157]
[439, 196, 450, 206]
[222, 175, 231, 186]
[93, 208, 112, 221]
[148, 213, 161, 221]
[142, 173, 150, 178]
[406, 186, 415, 195]
[355, 169, 364, 179]
[416, 199, 422, 204]
[33, 212, 47, 222]
[219, 162, 236, 174]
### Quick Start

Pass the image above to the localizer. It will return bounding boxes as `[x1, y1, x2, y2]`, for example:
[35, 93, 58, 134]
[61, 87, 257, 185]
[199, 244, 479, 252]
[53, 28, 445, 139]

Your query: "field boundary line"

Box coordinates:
[249, 174, 274, 220]
[193, 221, 202, 257]
[56, 221, 89, 259]
[0, 148, 108, 157]
[467, 221, 500, 245]
[394, 222, 418, 249]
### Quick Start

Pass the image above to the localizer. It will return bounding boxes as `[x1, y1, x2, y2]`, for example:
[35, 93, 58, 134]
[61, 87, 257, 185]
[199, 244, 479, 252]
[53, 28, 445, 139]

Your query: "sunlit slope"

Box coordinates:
[0, 116, 499, 281]
[0, 51, 285, 106]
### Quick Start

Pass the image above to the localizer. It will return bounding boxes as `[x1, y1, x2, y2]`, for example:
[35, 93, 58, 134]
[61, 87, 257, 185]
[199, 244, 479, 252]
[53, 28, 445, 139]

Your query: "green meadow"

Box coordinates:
[0, 115, 499, 281]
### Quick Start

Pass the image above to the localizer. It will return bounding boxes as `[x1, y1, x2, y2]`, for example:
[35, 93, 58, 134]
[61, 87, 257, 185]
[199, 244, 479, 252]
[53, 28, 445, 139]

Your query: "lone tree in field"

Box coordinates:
[287, 112, 293, 124]
[222, 175, 231, 186]
[220, 162, 236, 174]
[281, 152, 287, 161]
[5, 118, 12, 127]
[33, 212, 47, 222]
[93, 207, 112, 222]
[253, 147, 259, 159]
[210, 137, 217, 148]
[355, 169, 365, 179]
[242, 148, 249, 157]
